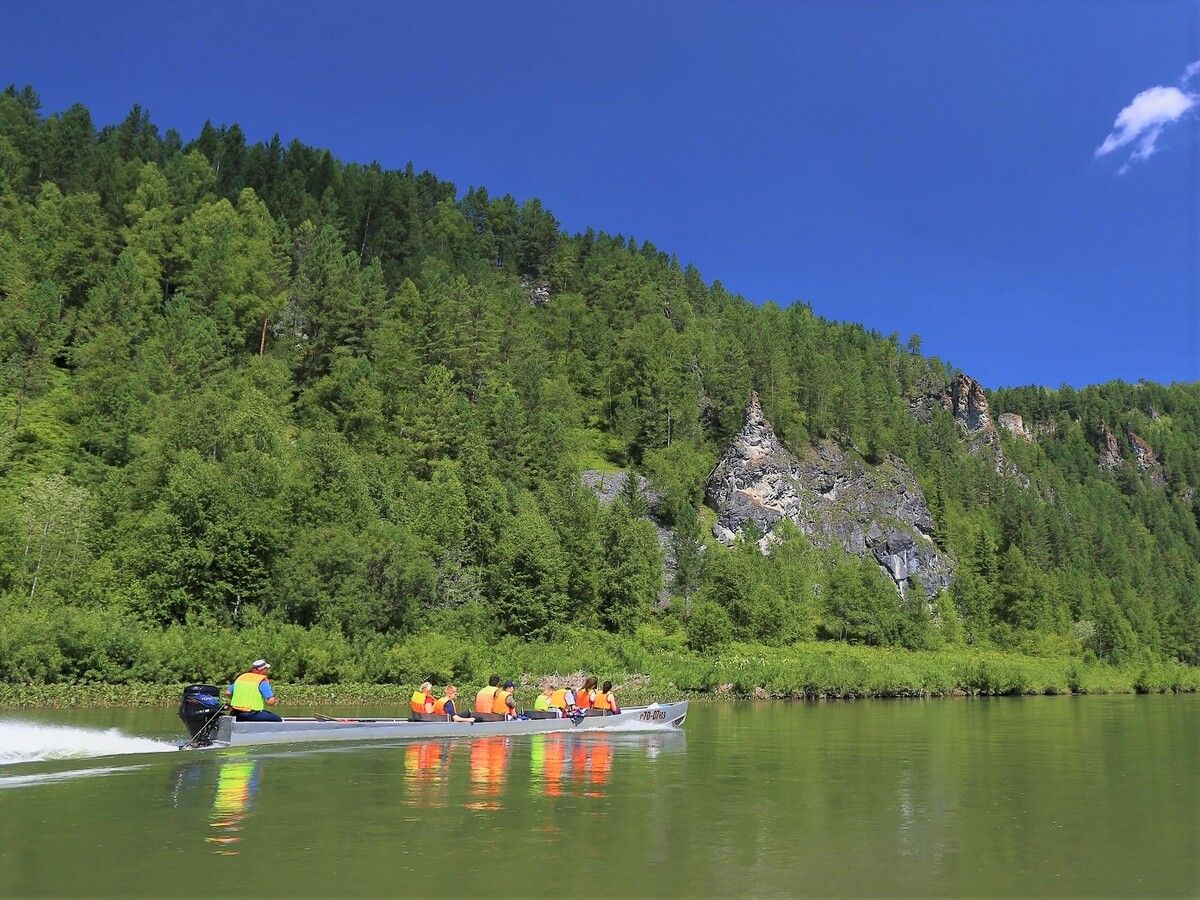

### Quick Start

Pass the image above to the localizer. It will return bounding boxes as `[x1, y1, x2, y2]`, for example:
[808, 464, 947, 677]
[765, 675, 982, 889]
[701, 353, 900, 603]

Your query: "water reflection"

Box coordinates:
[467, 737, 510, 810]
[404, 740, 452, 807]
[206, 755, 260, 855]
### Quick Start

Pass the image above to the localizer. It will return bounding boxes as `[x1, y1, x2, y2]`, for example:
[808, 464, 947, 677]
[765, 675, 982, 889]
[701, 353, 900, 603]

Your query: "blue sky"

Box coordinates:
[1, 2, 1196, 388]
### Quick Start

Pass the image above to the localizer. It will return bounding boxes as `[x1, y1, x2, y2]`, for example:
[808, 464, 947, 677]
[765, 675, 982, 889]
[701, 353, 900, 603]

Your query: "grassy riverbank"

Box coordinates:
[2, 636, 1198, 708]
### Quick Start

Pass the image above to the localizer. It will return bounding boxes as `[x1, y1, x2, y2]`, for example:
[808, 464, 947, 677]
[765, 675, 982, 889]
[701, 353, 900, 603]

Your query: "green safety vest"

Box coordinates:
[534, 694, 551, 711]
[230, 672, 266, 712]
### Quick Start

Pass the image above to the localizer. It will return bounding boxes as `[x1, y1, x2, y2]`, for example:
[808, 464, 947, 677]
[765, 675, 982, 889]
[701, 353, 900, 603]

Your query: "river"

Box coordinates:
[1, 697, 1196, 897]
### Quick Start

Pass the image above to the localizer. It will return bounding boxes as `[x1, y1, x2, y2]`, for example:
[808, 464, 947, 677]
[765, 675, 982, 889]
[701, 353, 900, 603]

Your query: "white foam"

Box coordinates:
[0, 720, 177, 766]
[0, 764, 148, 788]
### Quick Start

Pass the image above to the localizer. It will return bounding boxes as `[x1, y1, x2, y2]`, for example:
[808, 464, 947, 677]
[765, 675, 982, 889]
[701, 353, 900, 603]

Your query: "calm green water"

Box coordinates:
[1, 697, 1197, 897]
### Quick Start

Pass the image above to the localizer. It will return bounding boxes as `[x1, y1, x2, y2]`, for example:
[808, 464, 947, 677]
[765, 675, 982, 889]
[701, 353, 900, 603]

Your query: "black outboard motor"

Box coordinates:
[178, 684, 223, 743]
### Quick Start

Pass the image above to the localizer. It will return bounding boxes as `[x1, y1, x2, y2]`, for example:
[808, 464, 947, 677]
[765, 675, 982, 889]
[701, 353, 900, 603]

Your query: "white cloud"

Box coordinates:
[1095, 62, 1199, 173]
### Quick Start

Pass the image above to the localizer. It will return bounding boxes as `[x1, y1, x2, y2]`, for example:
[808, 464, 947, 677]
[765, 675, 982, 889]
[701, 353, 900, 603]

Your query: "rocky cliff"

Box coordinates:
[706, 393, 954, 598]
[911, 373, 1029, 487]
[997, 412, 1033, 441]
[1095, 425, 1166, 485]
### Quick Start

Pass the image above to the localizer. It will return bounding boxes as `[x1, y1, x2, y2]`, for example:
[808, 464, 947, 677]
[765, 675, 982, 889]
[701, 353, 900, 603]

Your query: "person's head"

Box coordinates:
[420, 681, 432, 694]
[584, 676, 598, 690]
[542, 685, 554, 696]
[502, 679, 515, 692]
[488, 674, 500, 687]
[251, 659, 271, 675]
[602, 681, 613, 693]
[445, 685, 458, 699]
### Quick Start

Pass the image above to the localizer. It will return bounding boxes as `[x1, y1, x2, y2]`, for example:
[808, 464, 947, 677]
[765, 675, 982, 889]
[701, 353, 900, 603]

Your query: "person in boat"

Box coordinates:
[548, 685, 575, 714]
[492, 679, 517, 719]
[575, 676, 598, 712]
[434, 685, 473, 723]
[594, 680, 620, 715]
[474, 675, 502, 714]
[410, 681, 435, 716]
[225, 660, 281, 722]
[534, 686, 555, 714]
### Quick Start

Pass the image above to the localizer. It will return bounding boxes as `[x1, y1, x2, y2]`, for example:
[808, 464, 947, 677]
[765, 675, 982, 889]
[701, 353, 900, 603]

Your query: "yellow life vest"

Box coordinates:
[549, 688, 568, 709]
[230, 673, 266, 712]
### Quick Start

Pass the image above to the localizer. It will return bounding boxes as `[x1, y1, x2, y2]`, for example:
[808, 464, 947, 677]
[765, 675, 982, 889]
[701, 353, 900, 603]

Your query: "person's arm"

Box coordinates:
[260, 680, 277, 706]
[225, 683, 234, 696]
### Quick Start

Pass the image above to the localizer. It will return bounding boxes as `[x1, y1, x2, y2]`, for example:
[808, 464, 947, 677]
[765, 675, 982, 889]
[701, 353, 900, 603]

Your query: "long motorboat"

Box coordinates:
[177, 685, 688, 749]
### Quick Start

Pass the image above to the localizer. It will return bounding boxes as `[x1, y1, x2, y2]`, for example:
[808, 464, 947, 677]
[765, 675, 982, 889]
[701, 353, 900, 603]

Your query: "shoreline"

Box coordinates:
[2, 672, 1197, 709]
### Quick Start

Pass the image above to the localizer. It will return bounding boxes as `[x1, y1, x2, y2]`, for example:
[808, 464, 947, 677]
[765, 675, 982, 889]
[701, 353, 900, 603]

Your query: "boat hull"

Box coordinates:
[195, 702, 688, 748]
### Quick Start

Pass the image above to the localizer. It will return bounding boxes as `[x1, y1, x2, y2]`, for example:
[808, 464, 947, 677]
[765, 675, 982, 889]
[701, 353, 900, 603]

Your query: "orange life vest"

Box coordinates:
[549, 688, 568, 709]
[410, 691, 433, 714]
[433, 696, 451, 715]
[474, 686, 498, 714]
[593, 690, 612, 712]
[575, 689, 593, 709]
[492, 688, 512, 716]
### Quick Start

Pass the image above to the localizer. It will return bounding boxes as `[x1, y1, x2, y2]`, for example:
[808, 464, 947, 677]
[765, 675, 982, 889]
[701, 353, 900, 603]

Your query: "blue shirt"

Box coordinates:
[442, 699, 457, 718]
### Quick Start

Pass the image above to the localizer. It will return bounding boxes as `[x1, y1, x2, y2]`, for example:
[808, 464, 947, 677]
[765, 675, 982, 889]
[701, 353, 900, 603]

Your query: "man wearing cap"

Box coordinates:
[225, 660, 282, 722]
[491, 679, 517, 718]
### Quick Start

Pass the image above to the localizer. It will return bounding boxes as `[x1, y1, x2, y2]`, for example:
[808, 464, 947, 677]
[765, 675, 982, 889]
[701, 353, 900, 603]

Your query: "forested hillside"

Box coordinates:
[2, 85, 1198, 687]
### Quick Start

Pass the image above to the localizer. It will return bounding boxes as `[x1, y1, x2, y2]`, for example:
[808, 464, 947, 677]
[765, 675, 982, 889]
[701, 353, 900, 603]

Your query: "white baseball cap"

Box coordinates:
[251, 659, 272, 670]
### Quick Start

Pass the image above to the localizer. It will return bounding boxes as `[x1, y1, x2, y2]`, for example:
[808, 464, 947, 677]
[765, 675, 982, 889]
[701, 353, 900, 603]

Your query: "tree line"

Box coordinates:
[1, 84, 1198, 685]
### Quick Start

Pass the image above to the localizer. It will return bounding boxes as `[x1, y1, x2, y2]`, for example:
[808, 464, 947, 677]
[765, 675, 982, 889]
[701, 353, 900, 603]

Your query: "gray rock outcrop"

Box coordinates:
[707, 393, 954, 598]
[1127, 432, 1166, 485]
[911, 373, 1029, 488]
[521, 276, 551, 307]
[1095, 426, 1166, 485]
[1096, 423, 1122, 470]
[998, 412, 1033, 441]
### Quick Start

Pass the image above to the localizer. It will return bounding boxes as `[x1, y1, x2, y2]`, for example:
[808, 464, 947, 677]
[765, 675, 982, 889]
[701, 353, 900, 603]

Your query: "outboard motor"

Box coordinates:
[178, 684, 223, 743]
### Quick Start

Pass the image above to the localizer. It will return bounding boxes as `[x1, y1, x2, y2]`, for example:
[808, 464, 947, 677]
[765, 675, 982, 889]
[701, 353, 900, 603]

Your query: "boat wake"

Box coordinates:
[0, 720, 177, 766]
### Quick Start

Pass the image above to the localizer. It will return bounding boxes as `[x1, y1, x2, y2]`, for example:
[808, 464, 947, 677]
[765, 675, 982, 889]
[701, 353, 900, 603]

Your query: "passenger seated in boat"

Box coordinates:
[575, 676, 598, 712]
[474, 675, 501, 715]
[410, 682, 436, 719]
[433, 685, 473, 722]
[527, 686, 560, 719]
[225, 659, 282, 722]
[548, 685, 572, 714]
[492, 679, 517, 719]
[594, 681, 620, 715]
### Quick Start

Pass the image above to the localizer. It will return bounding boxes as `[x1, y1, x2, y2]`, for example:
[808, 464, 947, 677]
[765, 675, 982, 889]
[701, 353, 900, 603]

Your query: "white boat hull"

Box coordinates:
[191, 702, 688, 748]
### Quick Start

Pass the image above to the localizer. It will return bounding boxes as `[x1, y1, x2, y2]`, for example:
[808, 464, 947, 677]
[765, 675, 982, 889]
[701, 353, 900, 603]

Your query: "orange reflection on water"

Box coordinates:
[466, 736, 509, 810]
[405, 741, 451, 808]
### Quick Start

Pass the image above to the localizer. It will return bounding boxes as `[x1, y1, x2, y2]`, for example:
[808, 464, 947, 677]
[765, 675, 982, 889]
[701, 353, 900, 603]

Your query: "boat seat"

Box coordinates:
[521, 710, 561, 719]
[410, 713, 448, 722]
[471, 712, 508, 722]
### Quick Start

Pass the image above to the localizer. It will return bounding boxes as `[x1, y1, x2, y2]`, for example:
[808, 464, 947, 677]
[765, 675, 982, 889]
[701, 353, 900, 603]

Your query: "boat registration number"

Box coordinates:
[638, 709, 667, 721]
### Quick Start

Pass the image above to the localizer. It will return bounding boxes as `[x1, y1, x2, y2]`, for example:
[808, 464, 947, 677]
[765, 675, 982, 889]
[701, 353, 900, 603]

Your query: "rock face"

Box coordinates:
[580, 470, 674, 605]
[946, 373, 992, 433]
[520, 276, 550, 307]
[1096, 423, 1122, 470]
[707, 393, 954, 598]
[998, 412, 1032, 441]
[1095, 428, 1166, 486]
[911, 373, 1029, 487]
